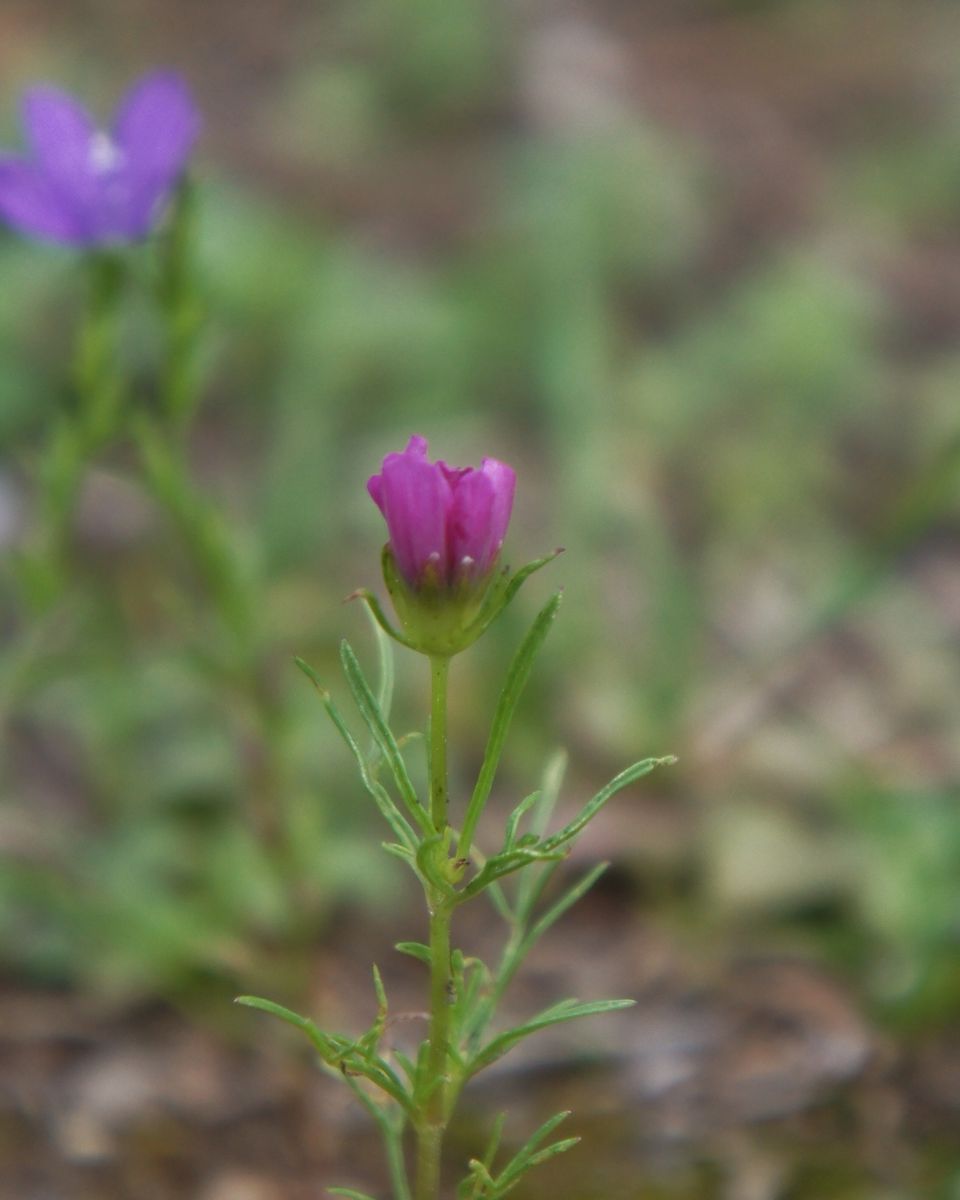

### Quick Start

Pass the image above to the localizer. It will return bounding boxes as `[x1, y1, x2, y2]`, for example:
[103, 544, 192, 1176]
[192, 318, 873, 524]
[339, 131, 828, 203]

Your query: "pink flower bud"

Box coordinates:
[367, 435, 516, 595]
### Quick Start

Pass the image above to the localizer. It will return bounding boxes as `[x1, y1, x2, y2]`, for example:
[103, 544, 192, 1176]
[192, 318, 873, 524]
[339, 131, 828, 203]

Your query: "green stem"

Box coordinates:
[385, 1117, 413, 1200]
[428, 656, 449, 832]
[416, 654, 453, 1200]
[416, 901, 452, 1200]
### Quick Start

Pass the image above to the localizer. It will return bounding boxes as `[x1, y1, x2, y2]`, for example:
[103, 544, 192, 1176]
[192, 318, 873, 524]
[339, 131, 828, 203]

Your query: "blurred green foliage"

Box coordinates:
[0, 0, 957, 1115]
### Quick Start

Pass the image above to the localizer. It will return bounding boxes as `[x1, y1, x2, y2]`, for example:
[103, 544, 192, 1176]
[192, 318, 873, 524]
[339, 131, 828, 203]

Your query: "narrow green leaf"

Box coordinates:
[340, 640, 432, 835]
[372, 963, 388, 1011]
[235, 995, 337, 1060]
[452, 955, 492, 1031]
[382, 841, 416, 865]
[528, 1137, 580, 1166]
[329, 1189, 378, 1200]
[540, 756, 676, 854]
[328, 1036, 413, 1115]
[486, 881, 514, 923]
[497, 1110, 573, 1186]
[362, 594, 396, 726]
[411, 1039, 432, 1107]
[395, 941, 431, 965]
[460, 1160, 496, 1199]
[457, 845, 567, 904]
[357, 964, 388, 1055]
[469, 999, 635, 1076]
[356, 1054, 412, 1112]
[514, 751, 568, 919]
[461, 548, 565, 647]
[524, 1137, 581, 1169]
[481, 1111, 507, 1171]
[503, 790, 541, 851]
[394, 1049, 418, 1086]
[295, 658, 417, 851]
[236, 999, 413, 1115]
[339, 1073, 412, 1200]
[351, 585, 418, 650]
[499, 548, 565, 612]
[522, 862, 608, 954]
[457, 594, 563, 861]
[293, 654, 326, 691]
[489, 864, 608, 1010]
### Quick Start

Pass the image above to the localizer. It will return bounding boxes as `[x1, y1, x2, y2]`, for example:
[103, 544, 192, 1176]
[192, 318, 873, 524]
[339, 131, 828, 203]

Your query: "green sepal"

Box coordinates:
[380, 543, 491, 657]
[350, 585, 419, 651]
[459, 548, 565, 648]
[367, 545, 563, 659]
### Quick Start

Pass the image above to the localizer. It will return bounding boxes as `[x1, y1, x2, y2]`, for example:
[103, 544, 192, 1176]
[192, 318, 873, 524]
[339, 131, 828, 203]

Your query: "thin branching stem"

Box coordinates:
[416, 655, 454, 1200]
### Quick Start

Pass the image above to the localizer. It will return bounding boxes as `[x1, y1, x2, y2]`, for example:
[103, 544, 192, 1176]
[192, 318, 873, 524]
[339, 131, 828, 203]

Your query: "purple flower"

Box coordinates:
[368, 435, 516, 594]
[0, 71, 200, 247]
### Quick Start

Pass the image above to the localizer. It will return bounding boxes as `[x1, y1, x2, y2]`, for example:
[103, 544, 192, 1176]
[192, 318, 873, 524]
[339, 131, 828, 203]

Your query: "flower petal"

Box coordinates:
[379, 452, 452, 587]
[113, 71, 200, 184]
[480, 457, 516, 554]
[448, 469, 497, 579]
[448, 457, 514, 579]
[21, 86, 98, 195]
[0, 158, 84, 242]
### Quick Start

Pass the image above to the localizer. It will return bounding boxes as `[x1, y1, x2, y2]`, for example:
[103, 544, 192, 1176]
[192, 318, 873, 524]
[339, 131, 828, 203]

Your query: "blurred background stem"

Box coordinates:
[133, 416, 288, 852]
[416, 655, 454, 1200]
[18, 253, 125, 613]
[157, 178, 204, 432]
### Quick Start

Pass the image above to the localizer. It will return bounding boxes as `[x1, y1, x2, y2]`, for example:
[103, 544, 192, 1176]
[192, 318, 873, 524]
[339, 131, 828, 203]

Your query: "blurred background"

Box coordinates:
[1, 0, 959, 1197]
